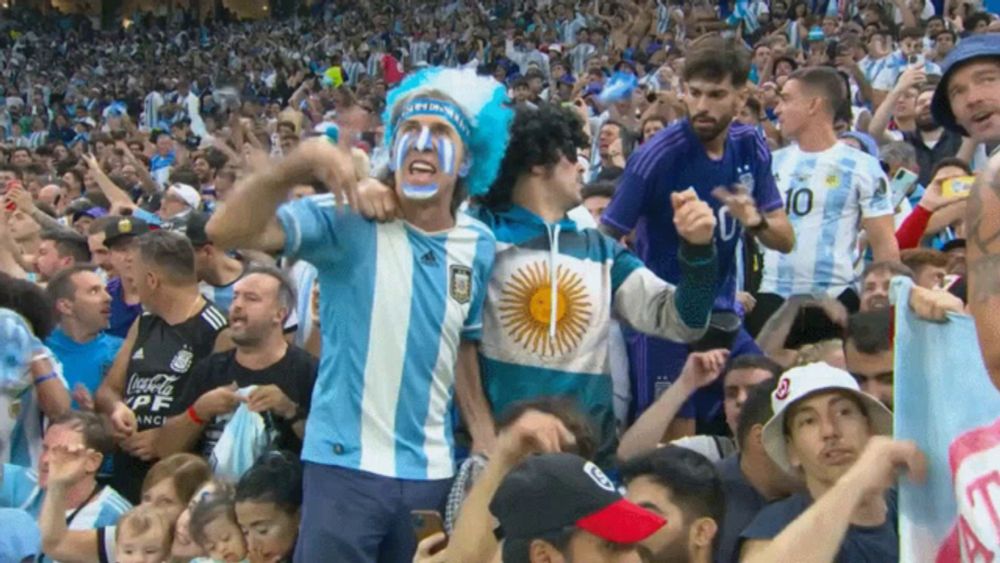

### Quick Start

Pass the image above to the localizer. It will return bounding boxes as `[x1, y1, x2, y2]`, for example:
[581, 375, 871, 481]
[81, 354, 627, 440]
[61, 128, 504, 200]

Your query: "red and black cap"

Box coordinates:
[489, 453, 665, 551]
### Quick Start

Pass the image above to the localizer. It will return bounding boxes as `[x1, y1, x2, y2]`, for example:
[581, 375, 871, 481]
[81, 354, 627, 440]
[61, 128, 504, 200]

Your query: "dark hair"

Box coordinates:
[40, 230, 91, 263]
[50, 410, 114, 455]
[482, 104, 588, 211]
[788, 66, 847, 119]
[504, 526, 576, 563]
[137, 230, 197, 284]
[496, 397, 597, 461]
[683, 36, 751, 87]
[581, 180, 616, 201]
[168, 166, 200, 188]
[736, 378, 779, 449]
[935, 29, 958, 44]
[0, 272, 56, 338]
[620, 446, 725, 547]
[862, 260, 915, 282]
[202, 148, 228, 171]
[899, 26, 925, 41]
[931, 156, 972, 178]
[45, 264, 100, 311]
[846, 309, 892, 354]
[235, 451, 303, 515]
[963, 12, 991, 31]
[243, 264, 297, 314]
[725, 355, 783, 382]
[61, 168, 84, 189]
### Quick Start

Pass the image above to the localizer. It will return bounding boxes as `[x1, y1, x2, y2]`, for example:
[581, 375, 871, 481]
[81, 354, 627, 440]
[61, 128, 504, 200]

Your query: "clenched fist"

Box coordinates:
[672, 188, 717, 246]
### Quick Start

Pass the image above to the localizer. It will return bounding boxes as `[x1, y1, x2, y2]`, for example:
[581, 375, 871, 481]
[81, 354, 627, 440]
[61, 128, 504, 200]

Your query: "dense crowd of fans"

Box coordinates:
[0, 0, 998, 561]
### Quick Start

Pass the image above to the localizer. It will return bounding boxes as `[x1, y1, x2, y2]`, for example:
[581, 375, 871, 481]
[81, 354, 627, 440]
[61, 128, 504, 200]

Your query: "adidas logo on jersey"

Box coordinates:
[420, 252, 438, 266]
[132, 348, 144, 360]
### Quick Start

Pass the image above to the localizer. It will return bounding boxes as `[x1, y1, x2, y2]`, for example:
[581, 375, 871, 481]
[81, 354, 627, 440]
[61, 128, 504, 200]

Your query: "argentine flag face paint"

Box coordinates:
[390, 122, 462, 201]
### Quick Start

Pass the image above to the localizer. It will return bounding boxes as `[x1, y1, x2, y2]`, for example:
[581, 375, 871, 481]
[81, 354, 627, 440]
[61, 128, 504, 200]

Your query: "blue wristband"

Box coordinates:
[34, 372, 58, 386]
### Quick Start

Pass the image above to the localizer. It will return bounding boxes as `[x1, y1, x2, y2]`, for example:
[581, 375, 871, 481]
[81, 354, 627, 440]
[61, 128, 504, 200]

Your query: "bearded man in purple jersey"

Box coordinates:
[600, 36, 795, 435]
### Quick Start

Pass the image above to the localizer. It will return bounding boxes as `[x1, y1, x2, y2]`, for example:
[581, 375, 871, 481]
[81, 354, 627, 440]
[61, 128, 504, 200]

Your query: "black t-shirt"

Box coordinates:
[740, 490, 898, 562]
[112, 302, 228, 503]
[176, 345, 317, 459]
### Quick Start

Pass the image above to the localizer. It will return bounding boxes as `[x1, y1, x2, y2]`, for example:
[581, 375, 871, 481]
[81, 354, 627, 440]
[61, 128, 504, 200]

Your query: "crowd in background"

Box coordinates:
[0, 0, 999, 561]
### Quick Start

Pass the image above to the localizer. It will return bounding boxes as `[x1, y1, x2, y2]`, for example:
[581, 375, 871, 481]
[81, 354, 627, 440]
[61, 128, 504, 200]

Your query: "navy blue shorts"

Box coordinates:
[628, 326, 762, 422]
[295, 463, 452, 563]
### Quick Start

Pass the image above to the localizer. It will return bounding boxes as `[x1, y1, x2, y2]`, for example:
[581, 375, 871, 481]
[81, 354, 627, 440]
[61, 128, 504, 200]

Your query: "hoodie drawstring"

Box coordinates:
[546, 223, 561, 341]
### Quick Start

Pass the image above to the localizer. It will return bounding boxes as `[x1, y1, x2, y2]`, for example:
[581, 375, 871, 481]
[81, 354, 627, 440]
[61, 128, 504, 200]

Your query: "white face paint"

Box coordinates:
[390, 123, 462, 200]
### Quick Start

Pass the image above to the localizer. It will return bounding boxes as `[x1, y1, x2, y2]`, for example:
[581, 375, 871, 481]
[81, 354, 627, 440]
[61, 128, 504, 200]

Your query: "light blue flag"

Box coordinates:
[892, 278, 1000, 562]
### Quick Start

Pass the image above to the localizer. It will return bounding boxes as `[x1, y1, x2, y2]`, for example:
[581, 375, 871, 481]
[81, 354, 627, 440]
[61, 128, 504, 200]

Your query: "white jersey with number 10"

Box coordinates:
[759, 142, 893, 298]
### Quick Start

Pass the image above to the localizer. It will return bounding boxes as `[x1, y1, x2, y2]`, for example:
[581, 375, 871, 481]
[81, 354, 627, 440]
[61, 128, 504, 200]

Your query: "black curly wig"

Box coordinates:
[480, 104, 590, 211]
[0, 272, 56, 339]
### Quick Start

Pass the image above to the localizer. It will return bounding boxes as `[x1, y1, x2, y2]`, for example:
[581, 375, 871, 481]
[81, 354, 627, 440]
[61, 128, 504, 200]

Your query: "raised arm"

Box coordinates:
[617, 350, 728, 460]
[205, 139, 358, 253]
[870, 66, 926, 144]
[447, 411, 575, 563]
[39, 445, 106, 563]
[82, 153, 135, 209]
[741, 438, 925, 563]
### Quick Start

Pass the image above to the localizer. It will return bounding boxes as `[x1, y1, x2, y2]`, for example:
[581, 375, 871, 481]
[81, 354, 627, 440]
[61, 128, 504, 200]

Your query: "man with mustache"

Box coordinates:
[600, 35, 795, 435]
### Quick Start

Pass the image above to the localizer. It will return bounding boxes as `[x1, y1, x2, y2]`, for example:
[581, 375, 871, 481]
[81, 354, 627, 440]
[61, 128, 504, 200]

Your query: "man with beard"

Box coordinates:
[620, 446, 725, 563]
[756, 67, 900, 322]
[154, 265, 316, 459]
[600, 36, 794, 434]
[870, 65, 971, 186]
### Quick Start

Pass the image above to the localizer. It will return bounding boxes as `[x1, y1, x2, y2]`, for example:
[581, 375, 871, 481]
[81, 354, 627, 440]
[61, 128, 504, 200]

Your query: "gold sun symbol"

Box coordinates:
[498, 261, 592, 357]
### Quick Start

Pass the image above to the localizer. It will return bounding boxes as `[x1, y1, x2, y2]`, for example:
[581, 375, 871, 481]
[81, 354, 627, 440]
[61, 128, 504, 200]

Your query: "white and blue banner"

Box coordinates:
[893, 278, 1000, 562]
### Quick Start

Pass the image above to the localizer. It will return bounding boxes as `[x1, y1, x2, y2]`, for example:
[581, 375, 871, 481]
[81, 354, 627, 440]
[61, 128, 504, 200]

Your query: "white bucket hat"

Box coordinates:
[761, 362, 893, 473]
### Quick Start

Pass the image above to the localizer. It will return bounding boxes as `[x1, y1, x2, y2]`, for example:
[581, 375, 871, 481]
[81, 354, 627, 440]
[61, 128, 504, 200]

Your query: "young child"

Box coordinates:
[115, 505, 174, 563]
[188, 483, 248, 563]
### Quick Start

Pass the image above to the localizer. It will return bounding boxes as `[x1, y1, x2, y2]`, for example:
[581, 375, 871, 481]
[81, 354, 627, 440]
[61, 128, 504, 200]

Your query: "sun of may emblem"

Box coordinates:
[498, 261, 592, 357]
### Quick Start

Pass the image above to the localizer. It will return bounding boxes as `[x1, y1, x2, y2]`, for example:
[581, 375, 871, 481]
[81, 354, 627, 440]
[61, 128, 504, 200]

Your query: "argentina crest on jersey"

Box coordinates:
[449, 265, 472, 304]
[169, 349, 194, 373]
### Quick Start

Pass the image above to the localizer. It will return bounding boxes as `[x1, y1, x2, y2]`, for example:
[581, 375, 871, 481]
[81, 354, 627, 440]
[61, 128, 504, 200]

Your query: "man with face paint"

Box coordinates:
[360, 103, 720, 467]
[206, 67, 512, 561]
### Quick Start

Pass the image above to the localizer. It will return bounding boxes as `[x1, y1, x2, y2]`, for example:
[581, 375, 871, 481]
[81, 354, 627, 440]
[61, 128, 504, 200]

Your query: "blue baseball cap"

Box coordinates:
[931, 33, 1000, 136]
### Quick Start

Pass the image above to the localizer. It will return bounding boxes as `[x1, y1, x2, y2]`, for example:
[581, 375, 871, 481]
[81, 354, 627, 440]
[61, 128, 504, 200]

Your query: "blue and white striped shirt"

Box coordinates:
[277, 195, 495, 480]
[760, 142, 893, 297]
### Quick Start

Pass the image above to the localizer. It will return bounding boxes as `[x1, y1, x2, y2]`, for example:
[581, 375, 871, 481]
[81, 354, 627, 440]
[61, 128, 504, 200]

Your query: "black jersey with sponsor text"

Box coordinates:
[112, 302, 227, 503]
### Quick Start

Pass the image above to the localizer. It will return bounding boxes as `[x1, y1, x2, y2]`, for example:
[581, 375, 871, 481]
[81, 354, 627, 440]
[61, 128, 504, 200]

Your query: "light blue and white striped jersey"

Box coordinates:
[760, 142, 893, 297]
[142, 91, 164, 132]
[277, 195, 495, 480]
[0, 349, 69, 469]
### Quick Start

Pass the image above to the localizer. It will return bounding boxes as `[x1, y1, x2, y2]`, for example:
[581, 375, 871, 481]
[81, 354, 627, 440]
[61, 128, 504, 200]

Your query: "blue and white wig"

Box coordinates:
[383, 67, 514, 198]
